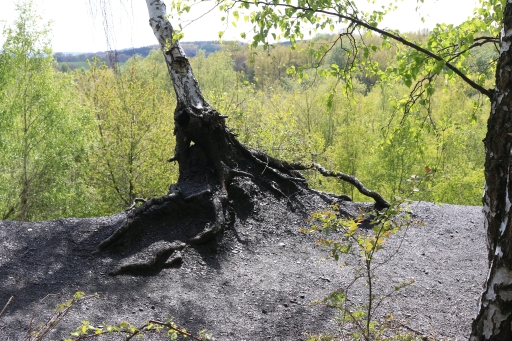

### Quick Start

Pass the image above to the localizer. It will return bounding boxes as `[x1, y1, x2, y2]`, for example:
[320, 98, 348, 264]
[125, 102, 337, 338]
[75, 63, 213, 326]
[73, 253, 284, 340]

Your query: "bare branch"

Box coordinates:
[234, 0, 494, 98]
[292, 162, 390, 208]
[0, 296, 14, 318]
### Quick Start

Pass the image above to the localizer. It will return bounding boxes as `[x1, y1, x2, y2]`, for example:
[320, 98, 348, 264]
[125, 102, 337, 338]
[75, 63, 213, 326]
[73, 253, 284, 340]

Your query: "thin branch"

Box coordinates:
[178, 1, 222, 31]
[0, 296, 14, 318]
[234, 0, 493, 98]
[447, 36, 500, 62]
[147, 320, 206, 341]
[292, 162, 390, 208]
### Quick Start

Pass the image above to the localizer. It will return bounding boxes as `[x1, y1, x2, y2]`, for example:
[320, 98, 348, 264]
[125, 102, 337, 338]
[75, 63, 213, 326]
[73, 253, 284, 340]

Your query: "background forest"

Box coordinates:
[0, 3, 493, 221]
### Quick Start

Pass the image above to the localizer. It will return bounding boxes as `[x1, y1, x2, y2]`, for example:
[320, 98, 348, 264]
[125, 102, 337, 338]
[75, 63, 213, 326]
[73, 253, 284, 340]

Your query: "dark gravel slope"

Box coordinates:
[0, 194, 487, 341]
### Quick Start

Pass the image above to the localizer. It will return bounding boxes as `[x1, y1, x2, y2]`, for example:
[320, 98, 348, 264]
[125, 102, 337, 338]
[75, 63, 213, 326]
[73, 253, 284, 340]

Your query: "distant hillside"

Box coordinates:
[54, 41, 224, 69]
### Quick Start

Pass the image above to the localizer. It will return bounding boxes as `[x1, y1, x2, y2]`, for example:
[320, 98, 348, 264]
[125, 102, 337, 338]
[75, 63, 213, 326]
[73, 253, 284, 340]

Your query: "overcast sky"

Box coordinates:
[0, 0, 481, 53]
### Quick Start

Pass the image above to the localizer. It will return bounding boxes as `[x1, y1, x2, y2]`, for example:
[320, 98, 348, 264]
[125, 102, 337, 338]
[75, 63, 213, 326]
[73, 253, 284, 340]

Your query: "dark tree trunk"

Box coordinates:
[470, 3, 512, 340]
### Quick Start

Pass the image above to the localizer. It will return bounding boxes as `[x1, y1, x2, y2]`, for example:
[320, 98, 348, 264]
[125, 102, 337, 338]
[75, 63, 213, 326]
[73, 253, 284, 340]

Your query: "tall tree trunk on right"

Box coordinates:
[470, 2, 512, 340]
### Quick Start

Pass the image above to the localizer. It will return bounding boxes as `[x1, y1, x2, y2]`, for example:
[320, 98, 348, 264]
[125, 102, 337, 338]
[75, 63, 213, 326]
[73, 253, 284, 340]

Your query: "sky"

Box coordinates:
[0, 0, 481, 53]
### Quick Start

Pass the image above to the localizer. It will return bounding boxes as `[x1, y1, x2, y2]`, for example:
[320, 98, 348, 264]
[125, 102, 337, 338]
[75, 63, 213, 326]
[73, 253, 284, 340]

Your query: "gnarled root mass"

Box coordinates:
[94, 105, 387, 275]
[97, 0, 392, 276]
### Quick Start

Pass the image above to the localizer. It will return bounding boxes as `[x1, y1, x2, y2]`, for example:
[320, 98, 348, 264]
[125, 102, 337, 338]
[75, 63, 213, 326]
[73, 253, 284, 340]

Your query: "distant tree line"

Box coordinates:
[54, 41, 225, 70]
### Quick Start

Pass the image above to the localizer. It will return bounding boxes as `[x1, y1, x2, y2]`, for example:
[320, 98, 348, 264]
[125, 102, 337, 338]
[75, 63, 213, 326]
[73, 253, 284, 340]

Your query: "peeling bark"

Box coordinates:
[470, 2, 512, 340]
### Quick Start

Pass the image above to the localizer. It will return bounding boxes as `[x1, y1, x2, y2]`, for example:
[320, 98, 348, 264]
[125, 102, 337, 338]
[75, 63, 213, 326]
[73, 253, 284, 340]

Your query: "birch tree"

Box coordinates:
[471, 2, 512, 339]
[94, 0, 388, 280]
[89, 0, 512, 339]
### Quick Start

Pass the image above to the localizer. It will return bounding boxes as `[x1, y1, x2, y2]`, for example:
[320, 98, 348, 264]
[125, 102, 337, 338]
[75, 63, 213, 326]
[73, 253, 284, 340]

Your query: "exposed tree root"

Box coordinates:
[95, 146, 387, 276]
[189, 193, 228, 245]
[96, 191, 181, 253]
[233, 139, 306, 184]
[234, 137, 388, 208]
[92, 0, 390, 277]
[109, 241, 185, 276]
[291, 162, 390, 209]
[91, 55, 383, 274]
[95, 185, 221, 254]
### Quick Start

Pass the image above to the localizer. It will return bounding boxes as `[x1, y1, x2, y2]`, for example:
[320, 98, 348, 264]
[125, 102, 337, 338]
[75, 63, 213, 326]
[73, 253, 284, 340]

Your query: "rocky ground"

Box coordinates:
[0, 189, 487, 340]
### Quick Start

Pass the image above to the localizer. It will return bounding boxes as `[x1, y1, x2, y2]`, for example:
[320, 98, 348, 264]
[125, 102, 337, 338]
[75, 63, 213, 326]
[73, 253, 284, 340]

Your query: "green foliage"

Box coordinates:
[1, 291, 210, 341]
[12, 292, 96, 341]
[65, 315, 211, 340]
[302, 172, 433, 341]
[191, 46, 487, 205]
[0, 0, 96, 220]
[0, 1, 492, 220]
[75, 55, 177, 213]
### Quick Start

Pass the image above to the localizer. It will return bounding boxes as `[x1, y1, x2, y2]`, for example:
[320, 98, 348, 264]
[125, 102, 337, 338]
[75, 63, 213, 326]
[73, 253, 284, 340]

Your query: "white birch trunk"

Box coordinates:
[145, 0, 207, 111]
[144, 0, 231, 178]
[470, 2, 512, 340]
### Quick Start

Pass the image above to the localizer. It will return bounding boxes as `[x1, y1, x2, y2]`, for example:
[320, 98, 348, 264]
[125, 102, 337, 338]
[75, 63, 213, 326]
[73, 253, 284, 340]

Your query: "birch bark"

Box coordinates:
[144, 0, 236, 187]
[145, 0, 206, 109]
[470, 2, 512, 340]
[143, 0, 306, 195]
